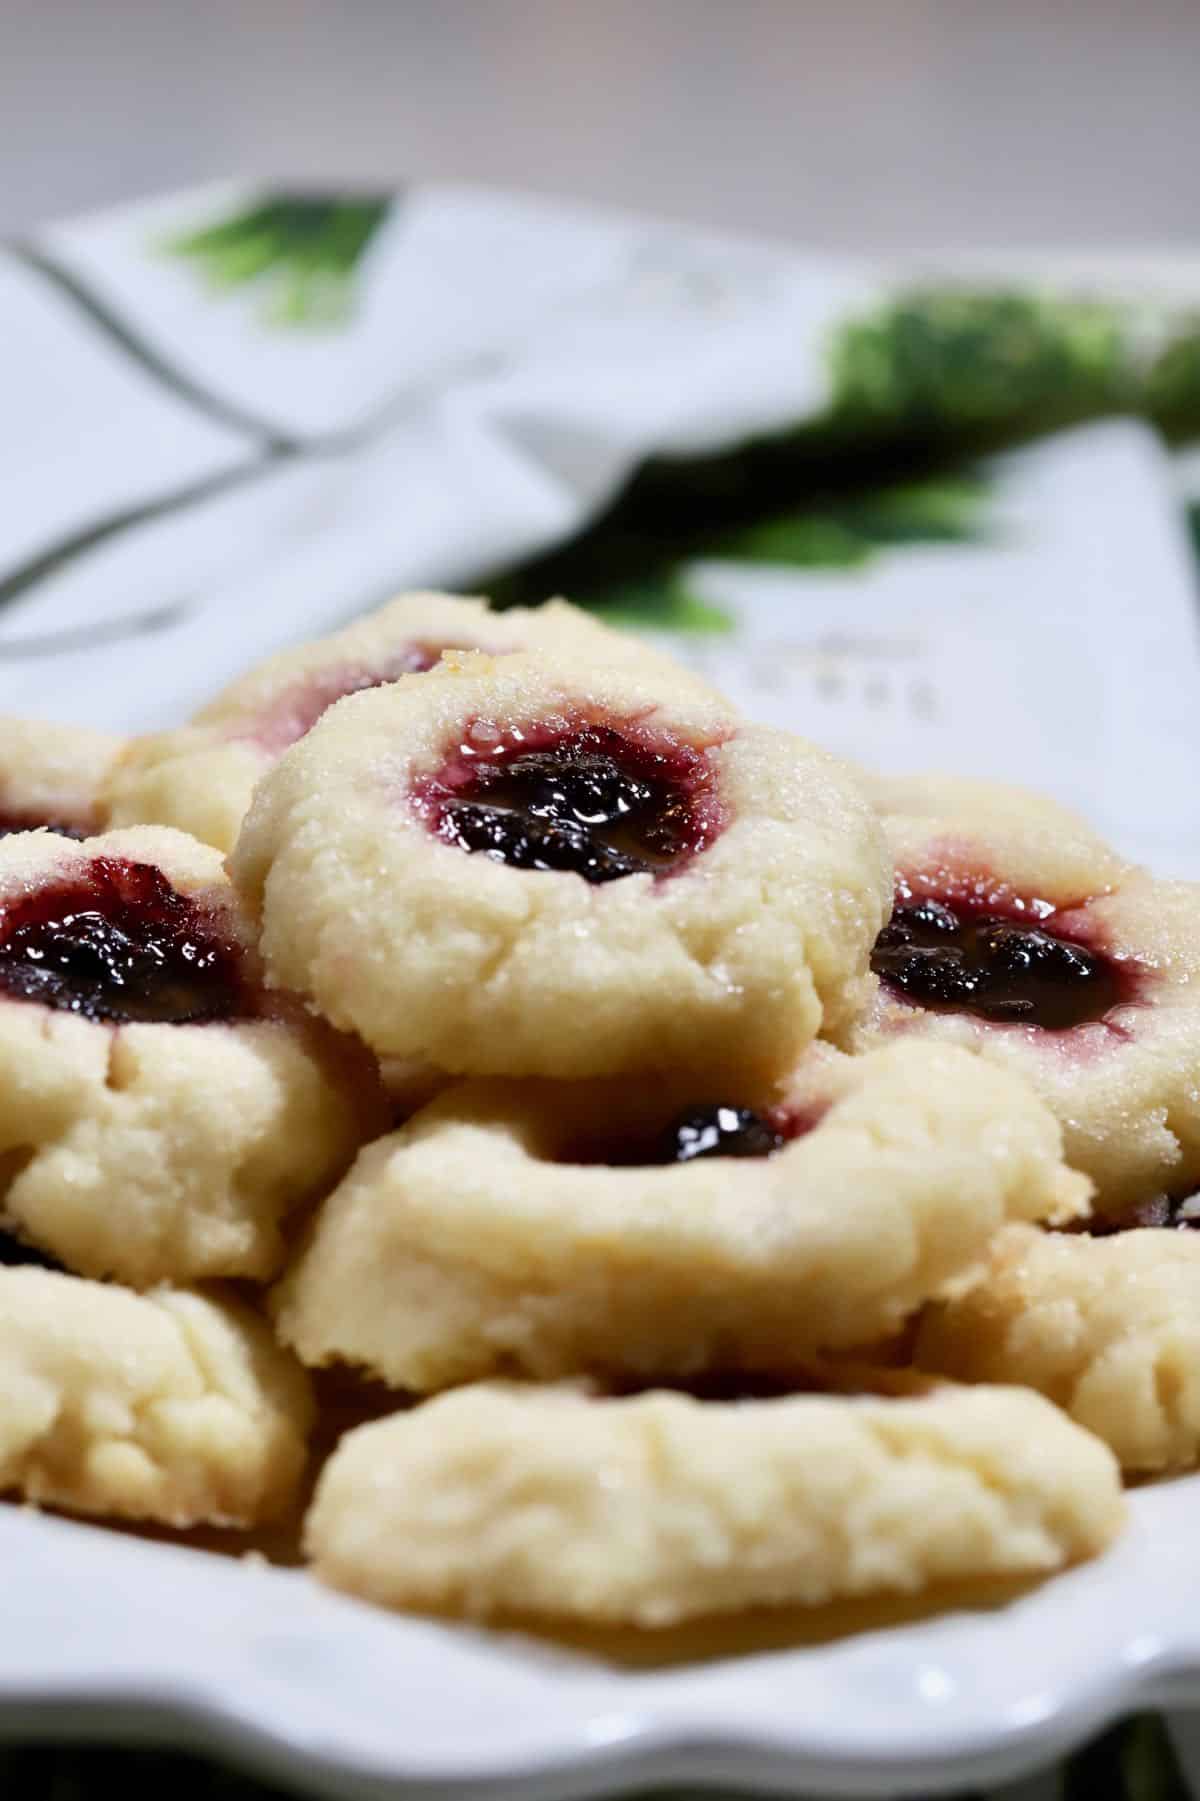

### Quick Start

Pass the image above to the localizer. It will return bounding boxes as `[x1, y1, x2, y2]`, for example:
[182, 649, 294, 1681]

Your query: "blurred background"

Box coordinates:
[5, 0, 1200, 863]
[6, 6, 1200, 1800]
[6, 0, 1200, 248]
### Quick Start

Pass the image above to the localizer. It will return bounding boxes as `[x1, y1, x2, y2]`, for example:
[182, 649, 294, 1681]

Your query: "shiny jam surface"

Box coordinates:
[872, 882, 1131, 1031]
[564, 1100, 810, 1168]
[0, 857, 246, 1025]
[416, 718, 722, 885]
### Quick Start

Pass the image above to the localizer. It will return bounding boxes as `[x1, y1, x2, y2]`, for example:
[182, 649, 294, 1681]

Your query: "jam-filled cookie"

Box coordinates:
[861, 771, 1132, 898]
[0, 1261, 312, 1527]
[0, 717, 125, 839]
[855, 774, 1200, 1215]
[105, 592, 707, 854]
[304, 1379, 1123, 1626]
[232, 652, 890, 1081]
[0, 824, 377, 1287]
[917, 1219, 1200, 1473]
[273, 1041, 1087, 1389]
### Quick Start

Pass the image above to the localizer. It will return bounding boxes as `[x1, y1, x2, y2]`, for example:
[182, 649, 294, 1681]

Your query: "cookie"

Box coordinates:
[273, 1040, 1088, 1389]
[0, 717, 125, 839]
[862, 771, 1130, 899]
[0, 824, 377, 1287]
[105, 592, 708, 853]
[916, 1221, 1200, 1472]
[304, 1379, 1123, 1626]
[0, 1265, 312, 1527]
[855, 773, 1200, 1214]
[232, 651, 890, 1081]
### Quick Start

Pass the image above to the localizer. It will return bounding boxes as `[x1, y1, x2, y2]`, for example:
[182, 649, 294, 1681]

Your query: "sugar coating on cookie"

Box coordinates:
[273, 1040, 1089, 1389]
[0, 1267, 313, 1527]
[0, 717, 125, 839]
[916, 1222, 1200, 1472]
[855, 773, 1200, 1213]
[104, 592, 710, 853]
[233, 651, 890, 1081]
[0, 824, 377, 1287]
[304, 1380, 1124, 1626]
[862, 772, 1129, 900]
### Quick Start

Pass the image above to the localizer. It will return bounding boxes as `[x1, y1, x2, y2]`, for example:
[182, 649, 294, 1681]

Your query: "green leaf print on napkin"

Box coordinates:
[162, 193, 393, 326]
[719, 475, 991, 566]
[489, 472, 993, 632]
[490, 284, 1200, 635]
[1145, 324, 1200, 440]
[565, 574, 736, 634]
[826, 288, 1200, 450]
[828, 290, 1133, 446]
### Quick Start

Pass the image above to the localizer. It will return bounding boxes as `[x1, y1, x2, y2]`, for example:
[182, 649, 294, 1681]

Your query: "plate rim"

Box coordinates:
[2, 1476, 1200, 1800]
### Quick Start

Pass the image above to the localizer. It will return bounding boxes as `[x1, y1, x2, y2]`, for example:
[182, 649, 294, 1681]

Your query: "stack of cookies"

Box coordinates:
[3, 590, 1197, 1630]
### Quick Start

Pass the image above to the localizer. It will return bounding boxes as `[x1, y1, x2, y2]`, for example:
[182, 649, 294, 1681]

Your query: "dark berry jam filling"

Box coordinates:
[0, 811, 89, 842]
[0, 857, 246, 1026]
[658, 1104, 785, 1165]
[251, 641, 467, 754]
[565, 1101, 796, 1168]
[872, 885, 1129, 1031]
[1063, 1192, 1200, 1236]
[417, 719, 720, 885]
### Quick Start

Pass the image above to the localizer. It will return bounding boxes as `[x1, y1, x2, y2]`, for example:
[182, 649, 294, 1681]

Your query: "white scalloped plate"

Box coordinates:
[1, 1471, 1198, 1799]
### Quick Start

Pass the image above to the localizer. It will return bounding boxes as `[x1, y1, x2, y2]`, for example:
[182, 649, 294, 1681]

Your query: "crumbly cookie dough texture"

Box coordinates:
[857, 773, 1200, 1214]
[104, 592, 712, 854]
[0, 826, 373, 1287]
[0, 1267, 313, 1527]
[305, 1380, 1124, 1626]
[917, 1224, 1200, 1473]
[274, 1041, 1089, 1388]
[232, 652, 891, 1081]
[0, 717, 126, 833]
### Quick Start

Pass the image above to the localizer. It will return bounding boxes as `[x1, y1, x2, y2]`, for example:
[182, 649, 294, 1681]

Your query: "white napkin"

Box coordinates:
[0, 181, 1196, 874]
